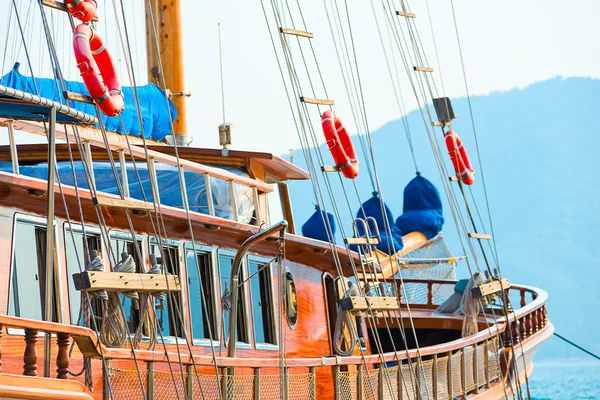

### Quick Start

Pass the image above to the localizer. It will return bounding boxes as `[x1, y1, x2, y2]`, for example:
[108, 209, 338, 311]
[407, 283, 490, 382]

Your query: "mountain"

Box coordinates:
[284, 77, 600, 359]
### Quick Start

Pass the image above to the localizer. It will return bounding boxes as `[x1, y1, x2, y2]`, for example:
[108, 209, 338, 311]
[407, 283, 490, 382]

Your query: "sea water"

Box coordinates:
[529, 359, 600, 399]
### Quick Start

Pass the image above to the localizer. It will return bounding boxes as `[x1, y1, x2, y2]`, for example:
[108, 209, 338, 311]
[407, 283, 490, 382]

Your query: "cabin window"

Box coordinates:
[64, 225, 101, 325]
[111, 232, 144, 333]
[248, 259, 276, 346]
[218, 253, 249, 344]
[9, 219, 58, 322]
[150, 240, 184, 338]
[185, 245, 218, 342]
[266, 184, 284, 225]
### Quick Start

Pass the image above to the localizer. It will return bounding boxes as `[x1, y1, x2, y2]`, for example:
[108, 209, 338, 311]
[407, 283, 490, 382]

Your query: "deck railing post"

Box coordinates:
[204, 174, 215, 216]
[432, 354, 438, 399]
[56, 333, 70, 379]
[44, 105, 57, 378]
[102, 359, 111, 400]
[358, 364, 364, 399]
[398, 363, 403, 400]
[461, 348, 467, 399]
[484, 340, 490, 388]
[118, 150, 129, 197]
[473, 343, 479, 393]
[309, 366, 316, 400]
[228, 181, 238, 221]
[333, 365, 341, 400]
[253, 367, 260, 399]
[447, 351, 453, 399]
[0, 324, 3, 373]
[427, 282, 433, 305]
[147, 361, 154, 400]
[378, 365, 384, 400]
[83, 141, 95, 189]
[252, 186, 262, 226]
[148, 157, 161, 205]
[7, 121, 19, 174]
[283, 367, 289, 400]
[24, 329, 38, 376]
[186, 364, 193, 399]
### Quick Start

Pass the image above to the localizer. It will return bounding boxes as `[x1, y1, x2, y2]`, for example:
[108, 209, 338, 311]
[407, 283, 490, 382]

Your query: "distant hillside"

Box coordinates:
[285, 77, 600, 359]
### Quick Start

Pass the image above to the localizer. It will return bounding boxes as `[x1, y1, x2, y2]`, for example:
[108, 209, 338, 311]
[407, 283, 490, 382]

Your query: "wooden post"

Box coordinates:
[309, 366, 316, 400]
[252, 187, 262, 226]
[118, 150, 129, 198]
[427, 283, 433, 305]
[520, 289, 526, 308]
[56, 333, 70, 379]
[398, 363, 403, 400]
[432, 354, 438, 400]
[253, 367, 260, 399]
[103, 359, 111, 400]
[378, 366, 384, 400]
[145, 0, 188, 145]
[447, 352, 453, 399]
[333, 365, 340, 400]
[147, 361, 154, 400]
[460, 348, 467, 399]
[7, 121, 19, 174]
[484, 340, 490, 389]
[357, 365, 364, 400]
[185, 365, 193, 399]
[24, 329, 38, 376]
[229, 181, 238, 222]
[204, 174, 215, 216]
[473, 344, 479, 394]
[0, 324, 3, 373]
[283, 367, 289, 400]
[277, 182, 296, 234]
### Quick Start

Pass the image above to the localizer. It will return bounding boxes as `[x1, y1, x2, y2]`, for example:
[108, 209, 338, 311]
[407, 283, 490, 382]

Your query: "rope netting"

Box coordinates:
[337, 339, 501, 400]
[397, 235, 457, 304]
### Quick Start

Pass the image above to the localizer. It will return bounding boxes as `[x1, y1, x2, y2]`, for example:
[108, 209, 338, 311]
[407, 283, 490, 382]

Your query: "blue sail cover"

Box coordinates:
[301, 205, 336, 242]
[395, 174, 444, 239]
[0, 161, 255, 224]
[352, 193, 404, 255]
[0, 63, 176, 141]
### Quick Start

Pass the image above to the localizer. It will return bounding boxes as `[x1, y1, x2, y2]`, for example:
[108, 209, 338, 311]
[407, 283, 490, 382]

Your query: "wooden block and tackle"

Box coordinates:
[339, 296, 399, 312]
[471, 278, 510, 298]
[73, 271, 181, 293]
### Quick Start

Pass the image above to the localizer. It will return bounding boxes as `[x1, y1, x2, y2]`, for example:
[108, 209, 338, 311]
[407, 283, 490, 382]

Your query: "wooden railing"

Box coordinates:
[0, 281, 549, 400]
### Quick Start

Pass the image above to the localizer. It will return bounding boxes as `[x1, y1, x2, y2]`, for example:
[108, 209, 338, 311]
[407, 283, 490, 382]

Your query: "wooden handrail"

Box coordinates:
[2, 119, 273, 193]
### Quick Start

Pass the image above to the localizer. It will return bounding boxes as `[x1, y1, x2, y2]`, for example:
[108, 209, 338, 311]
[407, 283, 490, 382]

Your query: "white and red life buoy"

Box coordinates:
[321, 110, 359, 179]
[73, 24, 124, 117]
[64, 0, 98, 23]
[444, 130, 475, 185]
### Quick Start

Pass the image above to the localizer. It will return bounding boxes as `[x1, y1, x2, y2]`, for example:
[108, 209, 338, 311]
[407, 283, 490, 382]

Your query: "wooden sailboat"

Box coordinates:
[0, 0, 552, 399]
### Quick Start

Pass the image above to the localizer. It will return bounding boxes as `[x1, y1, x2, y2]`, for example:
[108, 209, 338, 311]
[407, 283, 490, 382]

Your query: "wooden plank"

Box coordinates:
[471, 279, 510, 298]
[278, 182, 296, 234]
[396, 11, 416, 18]
[93, 196, 154, 211]
[63, 91, 94, 105]
[300, 96, 335, 106]
[345, 237, 380, 246]
[468, 232, 492, 240]
[42, 0, 98, 22]
[414, 66, 434, 72]
[280, 27, 314, 38]
[321, 165, 340, 173]
[433, 121, 452, 127]
[72, 270, 181, 293]
[339, 296, 399, 312]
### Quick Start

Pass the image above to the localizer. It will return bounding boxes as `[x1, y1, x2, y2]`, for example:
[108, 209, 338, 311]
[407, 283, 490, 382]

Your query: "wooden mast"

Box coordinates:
[145, 0, 188, 146]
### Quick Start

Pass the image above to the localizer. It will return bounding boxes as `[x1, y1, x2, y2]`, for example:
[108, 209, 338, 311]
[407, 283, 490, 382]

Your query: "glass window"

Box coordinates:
[186, 246, 218, 341]
[64, 226, 101, 325]
[248, 260, 276, 346]
[219, 253, 248, 344]
[150, 241, 183, 338]
[266, 184, 283, 225]
[9, 220, 57, 322]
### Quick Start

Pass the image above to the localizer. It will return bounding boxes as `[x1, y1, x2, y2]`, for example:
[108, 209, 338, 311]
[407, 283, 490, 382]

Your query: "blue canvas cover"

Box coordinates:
[301, 205, 336, 242]
[395, 174, 444, 239]
[0, 63, 176, 141]
[0, 161, 255, 224]
[351, 193, 404, 255]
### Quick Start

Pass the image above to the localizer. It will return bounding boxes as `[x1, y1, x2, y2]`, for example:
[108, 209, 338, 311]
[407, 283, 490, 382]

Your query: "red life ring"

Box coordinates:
[444, 130, 475, 185]
[73, 24, 124, 117]
[64, 0, 97, 23]
[321, 110, 359, 179]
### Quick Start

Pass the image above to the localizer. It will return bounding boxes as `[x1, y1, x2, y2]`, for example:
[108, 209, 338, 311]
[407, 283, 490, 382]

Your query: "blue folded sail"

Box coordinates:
[0, 63, 176, 141]
[396, 174, 444, 239]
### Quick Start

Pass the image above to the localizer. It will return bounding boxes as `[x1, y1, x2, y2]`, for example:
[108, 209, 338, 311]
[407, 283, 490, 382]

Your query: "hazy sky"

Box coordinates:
[1, 0, 599, 154]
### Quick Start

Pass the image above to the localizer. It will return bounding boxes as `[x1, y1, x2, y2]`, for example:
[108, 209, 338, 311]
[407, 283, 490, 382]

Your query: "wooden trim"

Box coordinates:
[93, 197, 154, 211]
[72, 270, 181, 293]
[300, 96, 335, 106]
[414, 66, 434, 72]
[278, 182, 295, 234]
[396, 10, 416, 18]
[280, 27, 314, 38]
